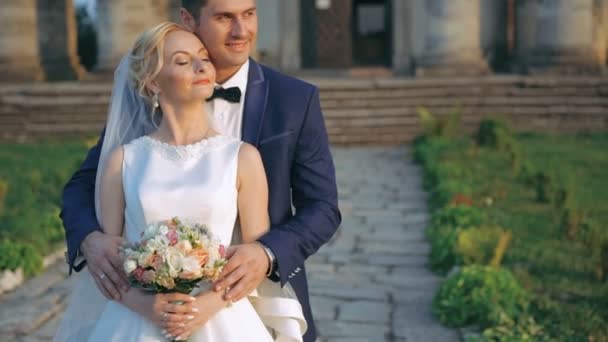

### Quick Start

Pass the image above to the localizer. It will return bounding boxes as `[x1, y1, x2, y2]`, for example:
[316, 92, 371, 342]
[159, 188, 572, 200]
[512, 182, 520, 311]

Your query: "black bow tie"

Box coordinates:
[206, 86, 242, 103]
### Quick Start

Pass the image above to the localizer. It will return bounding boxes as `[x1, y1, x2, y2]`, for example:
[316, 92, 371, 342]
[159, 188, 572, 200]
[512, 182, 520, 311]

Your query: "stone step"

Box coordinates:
[321, 96, 608, 109]
[26, 113, 106, 125]
[305, 75, 608, 90]
[3, 89, 604, 105]
[324, 105, 608, 118]
[1, 95, 110, 107]
[320, 87, 606, 100]
[26, 123, 104, 134]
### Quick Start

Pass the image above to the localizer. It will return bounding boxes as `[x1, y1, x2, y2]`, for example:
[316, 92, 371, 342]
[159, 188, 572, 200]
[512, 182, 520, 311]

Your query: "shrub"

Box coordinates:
[456, 226, 509, 267]
[428, 206, 488, 272]
[583, 221, 608, 281]
[429, 180, 474, 209]
[0, 180, 7, 215]
[428, 225, 461, 273]
[0, 240, 43, 277]
[517, 161, 536, 186]
[433, 265, 530, 329]
[534, 171, 554, 203]
[432, 205, 487, 229]
[417, 107, 461, 140]
[476, 118, 513, 150]
[27, 170, 43, 193]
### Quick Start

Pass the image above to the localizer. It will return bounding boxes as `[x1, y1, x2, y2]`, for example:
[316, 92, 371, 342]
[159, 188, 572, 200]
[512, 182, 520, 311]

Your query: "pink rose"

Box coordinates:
[167, 229, 178, 246]
[142, 270, 156, 284]
[219, 245, 226, 258]
[133, 267, 145, 282]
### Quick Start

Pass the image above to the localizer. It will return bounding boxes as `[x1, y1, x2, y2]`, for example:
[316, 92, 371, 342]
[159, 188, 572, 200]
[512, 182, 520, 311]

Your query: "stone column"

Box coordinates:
[37, 0, 85, 80]
[96, 0, 169, 72]
[515, 0, 604, 74]
[416, 0, 489, 76]
[0, 0, 43, 81]
[392, 0, 412, 75]
[169, 0, 182, 23]
[279, 0, 301, 72]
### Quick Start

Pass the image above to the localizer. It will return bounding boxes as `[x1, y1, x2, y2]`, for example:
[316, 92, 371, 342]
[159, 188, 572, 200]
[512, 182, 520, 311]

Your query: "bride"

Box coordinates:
[54, 22, 306, 341]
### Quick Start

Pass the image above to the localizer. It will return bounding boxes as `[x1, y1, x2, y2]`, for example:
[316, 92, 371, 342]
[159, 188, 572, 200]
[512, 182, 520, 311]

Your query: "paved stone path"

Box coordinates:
[0, 146, 459, 342]
[308, 147, 459, 341]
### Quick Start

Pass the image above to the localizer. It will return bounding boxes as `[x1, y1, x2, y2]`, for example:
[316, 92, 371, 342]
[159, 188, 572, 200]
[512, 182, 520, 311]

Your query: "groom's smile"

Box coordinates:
[226, 41, 249, 52]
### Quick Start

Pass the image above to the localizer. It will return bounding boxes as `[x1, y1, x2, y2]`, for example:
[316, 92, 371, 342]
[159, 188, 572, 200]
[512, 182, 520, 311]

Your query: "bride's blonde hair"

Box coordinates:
[129, 22, 189, 102]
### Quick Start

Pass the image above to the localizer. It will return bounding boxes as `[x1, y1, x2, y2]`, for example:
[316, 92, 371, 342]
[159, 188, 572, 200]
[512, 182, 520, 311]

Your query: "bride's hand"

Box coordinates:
[120, 289, 198, 333]
[163, 290, 229, 340]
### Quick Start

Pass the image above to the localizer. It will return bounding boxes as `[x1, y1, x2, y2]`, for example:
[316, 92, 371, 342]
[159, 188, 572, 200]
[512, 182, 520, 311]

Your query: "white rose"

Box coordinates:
[180, 257, 202, 279]
[124, 259, 137, 275]
[138, 251, 155, 268]
[148, 234, 169, 251]
[143, 223, 160, 240]
[159, 224, 169, 235]
[175, 240, 193, 253]
[165, 248, 184, 278]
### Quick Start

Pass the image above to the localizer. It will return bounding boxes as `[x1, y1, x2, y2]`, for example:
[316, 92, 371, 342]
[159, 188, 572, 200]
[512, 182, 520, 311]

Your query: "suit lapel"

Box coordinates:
[241, 59, 269, 146]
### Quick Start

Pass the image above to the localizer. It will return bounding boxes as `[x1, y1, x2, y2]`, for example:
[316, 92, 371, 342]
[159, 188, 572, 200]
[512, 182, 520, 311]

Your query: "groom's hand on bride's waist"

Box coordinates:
[81, 230, 130, 300]
[213, 243, 270, 302]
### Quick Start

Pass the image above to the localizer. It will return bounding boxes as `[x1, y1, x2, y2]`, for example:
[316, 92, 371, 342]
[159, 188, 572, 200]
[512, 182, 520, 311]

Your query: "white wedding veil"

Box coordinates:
[94, 53, 157, 223]
[54, 53, 154, 342]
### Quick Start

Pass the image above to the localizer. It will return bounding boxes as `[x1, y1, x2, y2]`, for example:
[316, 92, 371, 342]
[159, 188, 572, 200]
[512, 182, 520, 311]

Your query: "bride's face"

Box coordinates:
[152, 31, 216, 105]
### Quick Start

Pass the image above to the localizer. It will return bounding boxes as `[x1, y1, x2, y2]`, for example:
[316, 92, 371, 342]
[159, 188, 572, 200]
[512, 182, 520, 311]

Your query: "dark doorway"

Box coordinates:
[352, 0, 392, 66]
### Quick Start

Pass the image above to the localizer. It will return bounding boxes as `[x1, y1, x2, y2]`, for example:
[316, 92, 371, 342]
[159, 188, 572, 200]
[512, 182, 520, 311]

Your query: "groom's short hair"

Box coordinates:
[182, 0, 208, 20]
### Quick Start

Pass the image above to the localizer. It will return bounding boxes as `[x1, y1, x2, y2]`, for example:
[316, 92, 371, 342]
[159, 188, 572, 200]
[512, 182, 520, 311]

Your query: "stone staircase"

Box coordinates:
[1, 76, 608, 144]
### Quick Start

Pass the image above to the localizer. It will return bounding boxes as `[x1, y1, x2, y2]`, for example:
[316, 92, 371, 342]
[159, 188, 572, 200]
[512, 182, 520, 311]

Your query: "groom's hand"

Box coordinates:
[214, 243, 269, 302]
[81, 230, 129, 300]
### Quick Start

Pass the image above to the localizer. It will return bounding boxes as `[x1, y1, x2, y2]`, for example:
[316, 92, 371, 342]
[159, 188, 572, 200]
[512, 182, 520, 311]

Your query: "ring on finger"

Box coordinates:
[162, 312, 168, 322]
[99, 273, 106, 280]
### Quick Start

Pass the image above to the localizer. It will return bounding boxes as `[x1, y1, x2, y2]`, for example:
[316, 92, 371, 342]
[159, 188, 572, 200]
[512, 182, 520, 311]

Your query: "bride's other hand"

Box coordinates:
[163, 290, 228, 340]
[81, 230, 129, 300]
[121, 290, 198, 333]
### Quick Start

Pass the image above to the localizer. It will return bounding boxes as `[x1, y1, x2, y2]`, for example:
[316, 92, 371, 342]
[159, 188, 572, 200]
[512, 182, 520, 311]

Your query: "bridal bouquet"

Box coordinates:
[123, 217, 228, 294]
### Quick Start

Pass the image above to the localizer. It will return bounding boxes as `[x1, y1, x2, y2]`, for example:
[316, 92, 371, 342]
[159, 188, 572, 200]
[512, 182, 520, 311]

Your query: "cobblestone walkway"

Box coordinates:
[309, 147, 459, 341]
[0, 146, 459, 342]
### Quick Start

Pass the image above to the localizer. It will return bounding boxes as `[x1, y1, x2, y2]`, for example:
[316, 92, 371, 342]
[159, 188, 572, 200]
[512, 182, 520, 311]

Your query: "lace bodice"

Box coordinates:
[121, 134, 242, 246]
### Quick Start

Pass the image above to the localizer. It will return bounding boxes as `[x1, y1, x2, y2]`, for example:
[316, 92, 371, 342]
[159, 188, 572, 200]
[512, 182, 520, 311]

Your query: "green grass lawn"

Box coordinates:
[423, 131, 608, 340]
[0, 138, 92, 275]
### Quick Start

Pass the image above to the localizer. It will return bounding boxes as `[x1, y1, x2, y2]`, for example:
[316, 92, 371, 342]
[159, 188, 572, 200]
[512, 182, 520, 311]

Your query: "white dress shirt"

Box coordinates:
[206, 60, 249, 139]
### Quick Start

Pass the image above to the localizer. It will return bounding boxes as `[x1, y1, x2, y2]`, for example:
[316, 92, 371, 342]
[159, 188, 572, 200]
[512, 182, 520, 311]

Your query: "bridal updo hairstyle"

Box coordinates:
[128, 22, 188, 105]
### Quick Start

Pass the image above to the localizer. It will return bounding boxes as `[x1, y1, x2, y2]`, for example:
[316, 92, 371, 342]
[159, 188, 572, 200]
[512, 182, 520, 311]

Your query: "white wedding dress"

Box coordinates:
[54, 134, 306, 342]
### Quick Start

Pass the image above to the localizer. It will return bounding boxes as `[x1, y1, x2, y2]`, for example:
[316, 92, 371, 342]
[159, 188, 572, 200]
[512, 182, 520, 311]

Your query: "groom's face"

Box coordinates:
[193, 0, 258, 72]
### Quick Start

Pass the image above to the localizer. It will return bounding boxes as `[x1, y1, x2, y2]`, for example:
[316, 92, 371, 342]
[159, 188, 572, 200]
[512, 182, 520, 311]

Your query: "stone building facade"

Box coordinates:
[262, 0, 608, 75]
[1, 0, 607, 81]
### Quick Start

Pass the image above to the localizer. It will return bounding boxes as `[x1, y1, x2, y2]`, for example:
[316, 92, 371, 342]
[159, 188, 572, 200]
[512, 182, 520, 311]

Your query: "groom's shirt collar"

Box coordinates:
[206, 60, 249, 139]
[218, 59, 249, 97]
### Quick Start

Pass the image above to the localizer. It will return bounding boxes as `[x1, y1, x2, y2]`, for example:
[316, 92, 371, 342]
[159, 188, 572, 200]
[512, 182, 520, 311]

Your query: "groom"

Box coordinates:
[60, 0, 340, 341]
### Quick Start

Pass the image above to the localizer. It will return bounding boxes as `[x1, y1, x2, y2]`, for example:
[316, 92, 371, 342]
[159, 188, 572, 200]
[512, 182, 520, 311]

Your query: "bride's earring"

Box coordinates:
[152, 93, 160, 108]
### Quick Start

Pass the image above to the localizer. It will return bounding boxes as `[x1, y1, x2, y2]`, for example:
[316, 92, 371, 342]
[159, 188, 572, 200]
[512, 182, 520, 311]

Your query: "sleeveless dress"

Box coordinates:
[54, 134, 306, 342]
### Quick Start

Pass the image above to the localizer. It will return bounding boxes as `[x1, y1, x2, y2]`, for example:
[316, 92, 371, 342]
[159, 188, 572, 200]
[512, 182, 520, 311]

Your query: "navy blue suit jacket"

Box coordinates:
[60, 59, 341, 342]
